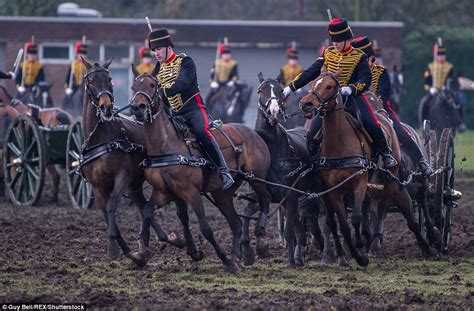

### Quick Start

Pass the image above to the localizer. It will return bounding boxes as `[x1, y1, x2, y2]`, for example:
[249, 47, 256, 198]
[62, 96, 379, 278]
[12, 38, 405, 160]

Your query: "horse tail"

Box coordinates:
[56, 111, 71, 125]
[255, 129, 288, 201]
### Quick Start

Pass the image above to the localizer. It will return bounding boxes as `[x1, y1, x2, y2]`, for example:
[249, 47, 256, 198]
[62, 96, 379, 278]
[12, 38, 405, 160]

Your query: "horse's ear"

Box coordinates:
[151, 63, 160, 77]
[80, 55, 92, 69]
[335, 69, 343, 77]
[257, 72, 264, 82]
[131, 64, 139, 78]
[103, 58, 113, 69]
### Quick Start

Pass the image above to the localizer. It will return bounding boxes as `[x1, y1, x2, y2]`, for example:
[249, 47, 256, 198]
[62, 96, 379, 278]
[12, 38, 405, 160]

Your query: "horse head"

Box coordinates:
[256, 72, 285, 125]
[130, 64, 162, 123]
[299, 70, 341, 119]
[81, 56, 115, 121]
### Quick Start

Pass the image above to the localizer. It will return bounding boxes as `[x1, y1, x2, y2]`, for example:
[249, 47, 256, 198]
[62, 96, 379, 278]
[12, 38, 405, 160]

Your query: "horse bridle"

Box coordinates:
[306, 72, 342, 117]
[130, 73, 164, 122]
[256, 79, 287, 122]
[84, 68, 115, 111]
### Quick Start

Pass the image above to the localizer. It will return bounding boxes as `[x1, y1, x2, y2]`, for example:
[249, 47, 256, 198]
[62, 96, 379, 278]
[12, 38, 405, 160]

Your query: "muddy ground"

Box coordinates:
[0, 172, 473, 310]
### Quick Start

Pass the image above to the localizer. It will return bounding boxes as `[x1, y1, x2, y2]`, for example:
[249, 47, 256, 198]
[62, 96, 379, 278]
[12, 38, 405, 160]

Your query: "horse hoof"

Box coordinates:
[107, 241, 120, 260]
[337, 256, 351, 268]
[256, 238, 270, 258]
[129, 252, 147, 268]
[295, 257, 305, 267]
[167, 232, 186, 249]
[320, 258, 330, 267]
[188, 249, 204, 262]
[287, 261, 296, 269]
[242, 244, 255, 266]
[428, 227, 442, 247]
[224, 260, 241, 275]
[424, 247, 440, 260]
[356, 254, 369, 267]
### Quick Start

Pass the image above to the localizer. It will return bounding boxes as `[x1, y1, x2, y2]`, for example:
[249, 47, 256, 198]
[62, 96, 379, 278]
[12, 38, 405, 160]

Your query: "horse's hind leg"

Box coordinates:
[175, 199, 204, 262]
[129, 188, 185, 249]
[46, 165, 59, 203]
[211, 192, 243, 261]
[388, 183, 439, 259]
[241, 199, 257, 266]
[248, 180, 271, 259]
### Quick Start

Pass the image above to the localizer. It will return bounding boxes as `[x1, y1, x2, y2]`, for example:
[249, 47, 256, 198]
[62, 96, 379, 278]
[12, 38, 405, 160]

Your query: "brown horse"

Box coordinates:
[299, 72, 439, 266]
[80, 58, 185, 264]
[129, 69, 271, 274]
[0, 85, 73, 202]
[364, 92, 442, 257]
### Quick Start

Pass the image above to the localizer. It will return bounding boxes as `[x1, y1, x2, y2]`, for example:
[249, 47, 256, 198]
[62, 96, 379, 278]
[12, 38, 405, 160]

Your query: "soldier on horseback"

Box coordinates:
[205, 39, 239, 105]
[283, 18, 397, 169]
[277, 44, 303, 87]
[419, 40, 465, 130]
[135, 43, 155, 75]
[64, 41, 88, 100]
[147, 28, 234, 189]
[351, 36, 433, 176]
[15, 38, 45, 97]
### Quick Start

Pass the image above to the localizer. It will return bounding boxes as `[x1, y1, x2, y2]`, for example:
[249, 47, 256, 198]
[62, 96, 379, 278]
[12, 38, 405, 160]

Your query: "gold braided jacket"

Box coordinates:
[370, 64, 385, 95]
[212, 59, 237, 83]
[19, 60, 43, 86]
[157, 54, 185, 111]
[425, 61, 453, 90]
[70, 59, 87, 86]
[324, 46, 366, 92]
[281, 64, 303, 87]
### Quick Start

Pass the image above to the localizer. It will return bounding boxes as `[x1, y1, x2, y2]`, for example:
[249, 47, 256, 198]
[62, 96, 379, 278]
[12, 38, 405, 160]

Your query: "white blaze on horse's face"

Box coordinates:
[269, 85, 280, 119]
[42, 91, 48, 107]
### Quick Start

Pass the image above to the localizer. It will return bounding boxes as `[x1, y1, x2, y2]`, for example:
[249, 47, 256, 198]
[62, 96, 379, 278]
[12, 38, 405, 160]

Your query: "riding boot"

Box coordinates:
[205, 139, 234, 190]
[371, 128, 398, 168]
[306, 134, 321, 162]
[403, 138, 434, 177]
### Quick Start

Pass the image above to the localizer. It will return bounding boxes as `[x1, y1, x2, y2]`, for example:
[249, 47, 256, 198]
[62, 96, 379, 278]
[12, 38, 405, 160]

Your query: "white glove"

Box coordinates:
[8, 71, 16, 80]
[283, 86, 292, 97]
[65, 88, 73, 95]
[429, 87, 438, 95]
[210, 81, 219, 89]
[18, 85, 26, 94]
[226, 80, 235, 87]
[341, 86, 352, 96]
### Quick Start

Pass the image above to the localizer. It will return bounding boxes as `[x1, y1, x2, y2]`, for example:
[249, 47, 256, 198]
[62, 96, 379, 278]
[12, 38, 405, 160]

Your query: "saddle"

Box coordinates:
[170, 115, 244, 152]
[284, 127, 310, 162]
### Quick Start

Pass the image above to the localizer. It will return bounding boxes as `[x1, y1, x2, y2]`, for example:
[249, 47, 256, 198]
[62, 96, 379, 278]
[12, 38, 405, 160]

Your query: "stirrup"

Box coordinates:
[382, 153, 397, 168]
[219, 170, 234, 190]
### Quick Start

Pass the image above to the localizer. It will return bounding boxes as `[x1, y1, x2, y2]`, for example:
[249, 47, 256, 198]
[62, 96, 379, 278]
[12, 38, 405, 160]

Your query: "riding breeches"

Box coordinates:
[177, 95, 214, 146]
[308, 94, 387, 150]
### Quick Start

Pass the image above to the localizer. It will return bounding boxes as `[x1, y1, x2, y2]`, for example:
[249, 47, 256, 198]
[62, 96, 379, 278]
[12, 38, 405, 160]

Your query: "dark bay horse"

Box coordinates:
[299, 72, 439, 266]
[248, 73, 333, 268]
[425, 78, 464, 140]
[129, 69, 271, 274]
[207, 82, 252, 123]
[80, 58, 185, 264]
[0, 85, 73, 202]
[366, 93, 442, 257]
[15, 82, 54, 108]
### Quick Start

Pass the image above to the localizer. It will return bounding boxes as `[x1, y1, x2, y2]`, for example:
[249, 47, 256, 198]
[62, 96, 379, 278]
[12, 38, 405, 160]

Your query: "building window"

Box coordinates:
[40, 43, 71, 64]
[104, 45, 130, 62]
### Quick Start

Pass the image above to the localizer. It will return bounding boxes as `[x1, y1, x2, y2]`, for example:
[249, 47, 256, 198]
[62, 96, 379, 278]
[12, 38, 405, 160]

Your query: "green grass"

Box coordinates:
[454, 130, 474, 172]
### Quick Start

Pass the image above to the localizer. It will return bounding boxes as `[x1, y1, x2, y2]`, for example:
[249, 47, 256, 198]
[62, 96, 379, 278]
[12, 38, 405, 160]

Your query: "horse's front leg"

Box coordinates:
[175, 198, 204, 262]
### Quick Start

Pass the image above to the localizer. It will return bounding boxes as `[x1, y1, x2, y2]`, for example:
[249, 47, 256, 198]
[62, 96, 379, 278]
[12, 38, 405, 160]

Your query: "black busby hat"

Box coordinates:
[351, 36, 375, 58]
[328, 18, 353, 42]
[148, 28, 174, 50]
[434, 38, 446, 56]
[75, 42, 88, 55]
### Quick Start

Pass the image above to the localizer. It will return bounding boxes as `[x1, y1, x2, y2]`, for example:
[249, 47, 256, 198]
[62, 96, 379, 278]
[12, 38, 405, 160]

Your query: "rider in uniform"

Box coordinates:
[419, 41, 465, 130]
[64, 41, 88, 97]
[283, 18, 397, 169]
[136, 45, 155, 75]
[205, 42, 239, 105]
[15, 40, 45, 97]
[277, 46, 303, 87]
[148, 28, 234, 190]
[352, 36, 433, 176]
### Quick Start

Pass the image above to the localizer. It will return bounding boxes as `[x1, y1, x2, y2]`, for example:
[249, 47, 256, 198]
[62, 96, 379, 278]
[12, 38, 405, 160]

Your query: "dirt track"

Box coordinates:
[0, 172, 473, 309]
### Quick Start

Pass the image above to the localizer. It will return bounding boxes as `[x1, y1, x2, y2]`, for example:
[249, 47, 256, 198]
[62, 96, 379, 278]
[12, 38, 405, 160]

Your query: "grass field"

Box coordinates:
[454, 130, 474, 172]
